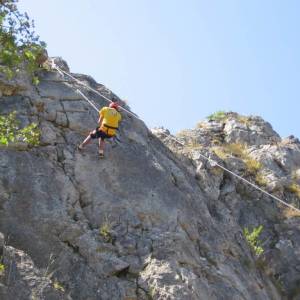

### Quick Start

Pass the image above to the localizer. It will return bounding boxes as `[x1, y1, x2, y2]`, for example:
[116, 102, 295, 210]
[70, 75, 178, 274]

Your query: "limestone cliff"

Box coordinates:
[0, 59, 299, 299]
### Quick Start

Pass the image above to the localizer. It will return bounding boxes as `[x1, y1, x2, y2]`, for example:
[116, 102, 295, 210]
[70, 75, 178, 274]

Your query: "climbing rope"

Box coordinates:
[76, 89, 99, 112]
[51, 59, 139, 119]
[51, 60, 300, 215]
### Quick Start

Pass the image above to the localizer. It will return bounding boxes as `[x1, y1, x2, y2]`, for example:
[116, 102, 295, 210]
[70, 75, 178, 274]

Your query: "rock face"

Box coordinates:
[154, 113, 300, 299]
[0, 63, 299, 299]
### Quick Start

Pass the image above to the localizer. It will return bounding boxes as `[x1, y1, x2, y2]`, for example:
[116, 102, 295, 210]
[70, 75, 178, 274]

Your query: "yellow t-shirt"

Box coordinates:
[99, 107, 122, 136]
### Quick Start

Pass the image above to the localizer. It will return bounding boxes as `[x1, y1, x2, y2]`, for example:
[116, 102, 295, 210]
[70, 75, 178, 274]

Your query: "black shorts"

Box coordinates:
[90, 128, 113, 140]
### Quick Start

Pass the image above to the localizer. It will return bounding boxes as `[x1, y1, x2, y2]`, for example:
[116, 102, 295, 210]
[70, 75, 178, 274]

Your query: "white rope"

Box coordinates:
[51, 60, 300, 215]
[52, 60, 139, 119]
[76, 89, 99, 112]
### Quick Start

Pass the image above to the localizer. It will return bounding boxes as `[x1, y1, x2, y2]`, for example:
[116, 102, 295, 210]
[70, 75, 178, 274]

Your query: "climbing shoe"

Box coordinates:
[99, 150, 104, 158]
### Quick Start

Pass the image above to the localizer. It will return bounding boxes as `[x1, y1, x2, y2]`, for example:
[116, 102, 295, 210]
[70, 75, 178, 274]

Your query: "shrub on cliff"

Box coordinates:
[0, 0, 46, 83]
[0, 111, 40, 146]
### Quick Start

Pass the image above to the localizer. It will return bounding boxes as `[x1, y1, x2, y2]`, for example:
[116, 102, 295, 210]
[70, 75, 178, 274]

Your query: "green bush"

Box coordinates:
[0, 111, 40, 146]
[0, 0, 46, 83]
[207, 111, 227, 122]
[243, 225, 264, 257]
[18, 122, 40, 146]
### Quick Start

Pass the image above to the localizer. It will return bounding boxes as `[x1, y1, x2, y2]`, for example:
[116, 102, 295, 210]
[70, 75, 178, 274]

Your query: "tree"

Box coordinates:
[0, 0, 46, 83]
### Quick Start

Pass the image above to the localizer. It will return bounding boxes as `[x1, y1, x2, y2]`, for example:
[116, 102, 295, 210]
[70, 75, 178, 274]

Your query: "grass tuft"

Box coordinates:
[236, 115, 252, 126]
[255, 173, 268, 187]
[244, 158, 262, 175]
[213, 143, 262, 176]
[225, 143, 246, 158]
[212, 146, 228, 160]
[287, 183, 300, 198]
[53, 281, 65, 292]
[99, 221, 113, 243]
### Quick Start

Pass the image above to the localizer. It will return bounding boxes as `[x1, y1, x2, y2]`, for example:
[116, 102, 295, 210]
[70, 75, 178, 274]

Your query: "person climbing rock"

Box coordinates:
[78, 102, 122, 158]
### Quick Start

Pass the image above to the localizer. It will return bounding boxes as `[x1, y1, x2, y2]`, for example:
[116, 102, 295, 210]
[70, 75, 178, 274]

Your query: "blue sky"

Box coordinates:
[19, 0, 300, 137]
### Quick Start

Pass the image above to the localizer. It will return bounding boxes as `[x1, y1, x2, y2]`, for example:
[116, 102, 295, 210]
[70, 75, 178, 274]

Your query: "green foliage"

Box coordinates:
[243, 225, 264, 257]
[0, 111, 18, 144]
[99, 221, 113, 243]
[207, 111, 227, 122]
[0, 263, 5, 275]
[0, 0, 46, 83]
[0, 111, 40, 146]
[53, 280, 65, 292]
[18, 122, 40, 146]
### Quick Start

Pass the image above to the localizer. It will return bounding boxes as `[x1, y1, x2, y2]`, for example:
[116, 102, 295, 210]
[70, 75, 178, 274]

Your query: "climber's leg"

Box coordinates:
[97, 131, 113, 158]
[78, 128, 98, 150]
[98, 138, 105, 158]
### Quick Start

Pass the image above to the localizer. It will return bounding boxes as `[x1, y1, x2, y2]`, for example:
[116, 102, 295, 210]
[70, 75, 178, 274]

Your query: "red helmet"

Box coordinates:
[109, 102, 119, 110]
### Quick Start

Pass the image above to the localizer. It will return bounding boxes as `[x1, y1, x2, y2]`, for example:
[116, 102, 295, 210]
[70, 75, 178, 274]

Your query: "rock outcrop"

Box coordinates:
[0, 61, 299, 299]
[153, 113, 300, 299]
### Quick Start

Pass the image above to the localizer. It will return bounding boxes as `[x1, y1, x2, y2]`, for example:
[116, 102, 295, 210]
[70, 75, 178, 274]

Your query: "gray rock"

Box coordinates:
[1, 61, 298, 299]
[224, 117, 281, 145]
[154, 113, 300, 299]
[0, 70, 31, 96]
[51, 57, 70, 72]
[0, 242, 64, 300]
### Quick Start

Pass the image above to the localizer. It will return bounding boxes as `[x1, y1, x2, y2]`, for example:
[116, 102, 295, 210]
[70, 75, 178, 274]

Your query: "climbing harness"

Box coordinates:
[51, 60, 300, 215]
[103, 124, 119, 130]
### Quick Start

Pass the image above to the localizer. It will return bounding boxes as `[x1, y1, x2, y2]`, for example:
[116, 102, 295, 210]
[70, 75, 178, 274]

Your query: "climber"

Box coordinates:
[78, 102, 122, 158]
